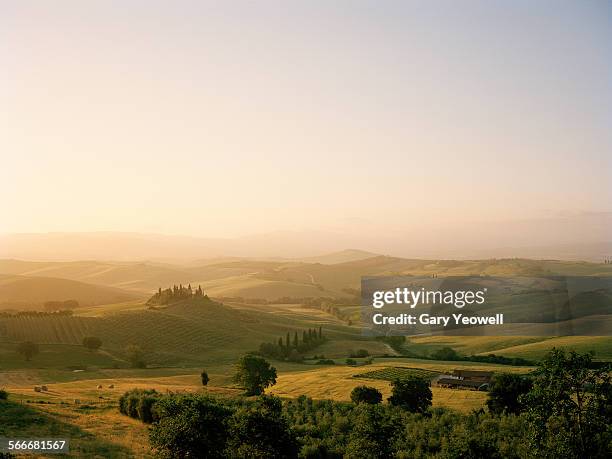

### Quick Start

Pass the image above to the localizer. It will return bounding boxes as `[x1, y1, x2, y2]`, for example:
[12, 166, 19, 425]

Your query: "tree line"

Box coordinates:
[0, 310, 74, 318]
[258, 327, 326, 362]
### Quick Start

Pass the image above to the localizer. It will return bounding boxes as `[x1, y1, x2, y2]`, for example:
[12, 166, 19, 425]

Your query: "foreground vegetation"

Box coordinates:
[112, 349, 610, 458]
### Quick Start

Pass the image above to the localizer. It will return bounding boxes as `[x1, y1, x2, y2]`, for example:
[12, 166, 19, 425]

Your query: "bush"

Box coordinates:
[350, 386, 382, 405]
[0, 389, 8, 400]
[201, 370, 210, 386]
[346, 358, 357, 366]
[119, 389, 160, 423]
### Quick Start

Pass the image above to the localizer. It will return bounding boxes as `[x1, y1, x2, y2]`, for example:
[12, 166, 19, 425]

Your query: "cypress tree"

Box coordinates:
[286, 332, 290, 348]
[318, 326, 322, 339]
[293, 332, 298, 348]
[302, 330, 308, 343]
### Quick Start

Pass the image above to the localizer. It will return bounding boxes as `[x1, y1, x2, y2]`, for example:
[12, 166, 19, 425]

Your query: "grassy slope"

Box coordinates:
[0, 274, 140, 308]
[0, 397, 151, 458]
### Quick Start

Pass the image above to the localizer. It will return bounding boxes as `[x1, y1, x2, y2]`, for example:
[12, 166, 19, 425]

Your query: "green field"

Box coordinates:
[353, 366, 440, 381]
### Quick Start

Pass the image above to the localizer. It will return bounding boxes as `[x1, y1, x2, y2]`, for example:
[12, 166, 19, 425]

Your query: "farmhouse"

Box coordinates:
[433, 369, 493, 391]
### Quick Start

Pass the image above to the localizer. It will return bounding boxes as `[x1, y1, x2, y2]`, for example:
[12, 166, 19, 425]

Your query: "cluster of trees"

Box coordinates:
[147, 284, 207, 305]
[429, 346, 534, 366]
[374, 338, 534, 366]
[350, 377, 432, 413]
[0, 310, 74, 318]
[258, 327, 325, 362]
[119, 349, 610, 458]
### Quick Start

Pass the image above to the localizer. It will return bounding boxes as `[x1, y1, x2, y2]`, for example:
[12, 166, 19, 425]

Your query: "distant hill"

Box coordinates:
[297, 249, 379, 265]
[0, 274, 140, 309]
[2, 256, 612, 301]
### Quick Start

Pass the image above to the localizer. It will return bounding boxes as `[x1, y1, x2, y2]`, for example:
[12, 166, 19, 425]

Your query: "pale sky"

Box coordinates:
[1, 1, 611, 241]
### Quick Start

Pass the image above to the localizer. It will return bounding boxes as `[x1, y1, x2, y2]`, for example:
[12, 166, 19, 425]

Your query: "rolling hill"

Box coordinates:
[2, 256, 612, 302]
[0, 274, 140, 309]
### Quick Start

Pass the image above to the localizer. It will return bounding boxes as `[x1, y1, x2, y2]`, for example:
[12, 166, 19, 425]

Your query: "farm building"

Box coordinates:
[432, 369, 493, 391]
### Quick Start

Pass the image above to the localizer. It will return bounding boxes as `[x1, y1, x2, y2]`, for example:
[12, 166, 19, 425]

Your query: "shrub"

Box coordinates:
[201, 370, 210, 386]
[0, 389, 8, 400]
[119, 389, 160, 423]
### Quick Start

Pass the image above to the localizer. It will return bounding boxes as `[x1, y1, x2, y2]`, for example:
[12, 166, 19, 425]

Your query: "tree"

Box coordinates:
[226, 395, 298, 458]
[486, 373, 532, 414]
[234, 355, 277, 396]
[125, 344, 146, 368]
[17, 341, 39, 361]
[293, 332, 298, 348]
[82, 336, 102, 352]
[201, 370, 209, 386]
[522, 349, 611, 458]
[351, 386, 382, 405]
[149, 394, 231, 458]
[286, 332, 290, 349]
[388, 377, 432, 413]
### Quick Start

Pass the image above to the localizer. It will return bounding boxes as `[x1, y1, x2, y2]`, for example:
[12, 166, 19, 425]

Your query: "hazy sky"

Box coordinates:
[2, 1, 611, 241]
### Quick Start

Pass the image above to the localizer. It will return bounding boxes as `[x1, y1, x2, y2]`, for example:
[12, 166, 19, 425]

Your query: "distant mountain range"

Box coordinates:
[0, 231, 610, 262]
